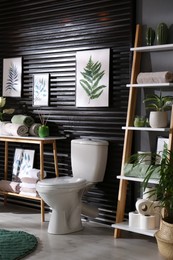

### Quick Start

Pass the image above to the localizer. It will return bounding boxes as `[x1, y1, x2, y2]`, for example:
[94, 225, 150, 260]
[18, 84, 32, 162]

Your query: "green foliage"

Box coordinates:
[6, 63, 19, 92]
[80, 56, 106, 103]
[130, 147, 173, 223]
[143, 92, 173, 111]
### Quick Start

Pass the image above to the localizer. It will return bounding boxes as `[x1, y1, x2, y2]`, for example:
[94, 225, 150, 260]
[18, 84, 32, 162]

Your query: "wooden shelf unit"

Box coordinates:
[113, 24, 173, 238]
[0, 135, 66, 222]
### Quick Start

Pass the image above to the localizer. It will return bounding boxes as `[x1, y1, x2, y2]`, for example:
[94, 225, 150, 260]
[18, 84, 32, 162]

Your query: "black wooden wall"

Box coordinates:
[0, 0, 135, 225]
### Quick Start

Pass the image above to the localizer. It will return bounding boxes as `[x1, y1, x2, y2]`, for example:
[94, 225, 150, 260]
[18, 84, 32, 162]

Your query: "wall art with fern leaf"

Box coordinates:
[3, 57, 22, 97]
[76, 48, 110, 107]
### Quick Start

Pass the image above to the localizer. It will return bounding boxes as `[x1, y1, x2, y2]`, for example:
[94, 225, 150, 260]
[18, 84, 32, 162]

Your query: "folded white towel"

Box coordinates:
[20, 183, 36, 189]
[137, 71, 173, 84]
[4, 123, 28, 136]
[19, 191, 39, 197]
[20, 187, 37, 193]
[20, 177, 38, 184]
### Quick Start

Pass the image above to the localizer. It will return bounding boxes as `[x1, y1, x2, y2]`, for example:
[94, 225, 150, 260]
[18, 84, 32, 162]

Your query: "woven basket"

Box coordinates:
[155, 230, 173, 259]
[158, 220, 173, 241]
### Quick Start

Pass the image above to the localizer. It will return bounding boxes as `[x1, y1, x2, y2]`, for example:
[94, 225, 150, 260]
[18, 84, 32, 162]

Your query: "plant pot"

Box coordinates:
[38, 125, 49, 138]
[149, 111, 168, 128]
[155, 220, 173, 259]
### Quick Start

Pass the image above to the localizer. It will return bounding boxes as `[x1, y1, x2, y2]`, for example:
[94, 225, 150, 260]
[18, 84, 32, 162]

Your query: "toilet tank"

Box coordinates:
[71, 139, 108, 183]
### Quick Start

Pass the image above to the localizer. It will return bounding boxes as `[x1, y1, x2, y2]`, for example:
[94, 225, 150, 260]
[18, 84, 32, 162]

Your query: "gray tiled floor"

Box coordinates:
[0, 203, 164, 260]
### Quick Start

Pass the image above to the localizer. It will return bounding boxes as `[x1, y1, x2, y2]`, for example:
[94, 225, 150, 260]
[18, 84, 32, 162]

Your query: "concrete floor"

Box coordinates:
[0, 203, 164, 260]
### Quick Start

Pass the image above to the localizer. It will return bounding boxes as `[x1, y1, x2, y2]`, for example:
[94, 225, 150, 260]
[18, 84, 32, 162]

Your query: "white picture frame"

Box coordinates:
[3, 57, 22, 97]
[33, 73, 49, 106]
[12, 149, 35, 182]
[76, 48, 110, 107]
[156, 136, 169, 164]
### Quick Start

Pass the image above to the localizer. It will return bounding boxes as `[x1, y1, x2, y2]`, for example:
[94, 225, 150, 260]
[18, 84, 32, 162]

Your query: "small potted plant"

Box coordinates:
[143, 92, 173, 128]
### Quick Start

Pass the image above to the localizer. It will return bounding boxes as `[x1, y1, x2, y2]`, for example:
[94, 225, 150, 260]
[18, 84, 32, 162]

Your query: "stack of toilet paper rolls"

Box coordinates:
[129, 187, 161, 230]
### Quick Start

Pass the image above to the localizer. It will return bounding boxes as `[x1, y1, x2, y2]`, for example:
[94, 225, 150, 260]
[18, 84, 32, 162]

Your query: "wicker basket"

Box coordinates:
[155, 230, 173, 259]
[158, 220, 173, 241]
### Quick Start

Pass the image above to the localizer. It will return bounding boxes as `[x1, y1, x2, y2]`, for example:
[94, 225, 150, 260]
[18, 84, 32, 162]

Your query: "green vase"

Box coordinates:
[38, 125, 49, 138]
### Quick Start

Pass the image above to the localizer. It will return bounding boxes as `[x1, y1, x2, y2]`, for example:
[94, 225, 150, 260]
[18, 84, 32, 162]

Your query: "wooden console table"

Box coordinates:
[0, 135, 66, 222]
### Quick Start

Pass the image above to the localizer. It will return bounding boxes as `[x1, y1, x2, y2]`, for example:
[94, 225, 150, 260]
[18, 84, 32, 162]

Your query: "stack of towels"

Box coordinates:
[0, 168, 46, 197]
[19, 168, 46, 197]
[0, 114, 41, 137]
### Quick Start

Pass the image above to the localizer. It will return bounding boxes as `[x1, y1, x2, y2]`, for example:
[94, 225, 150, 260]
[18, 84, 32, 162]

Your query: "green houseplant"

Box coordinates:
[131, 147, 173, 259]
[143, 92, 173, 128]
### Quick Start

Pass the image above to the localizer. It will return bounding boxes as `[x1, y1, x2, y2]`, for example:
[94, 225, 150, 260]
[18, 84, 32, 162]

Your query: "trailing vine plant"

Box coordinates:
[80, 56, 107, 103]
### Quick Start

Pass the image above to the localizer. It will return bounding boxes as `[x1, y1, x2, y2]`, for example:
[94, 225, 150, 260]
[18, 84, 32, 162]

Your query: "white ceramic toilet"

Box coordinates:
[36, 139, 108, 234]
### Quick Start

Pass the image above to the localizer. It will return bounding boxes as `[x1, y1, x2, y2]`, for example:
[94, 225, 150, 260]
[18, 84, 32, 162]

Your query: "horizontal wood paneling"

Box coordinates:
[0, 0, 135, 225]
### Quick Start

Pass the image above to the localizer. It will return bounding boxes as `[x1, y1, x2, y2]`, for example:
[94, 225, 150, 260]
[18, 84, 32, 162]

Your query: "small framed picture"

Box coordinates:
[156, 136, 169, 164]
[33, 73, 49, 106]
[3, 57, 22, 97]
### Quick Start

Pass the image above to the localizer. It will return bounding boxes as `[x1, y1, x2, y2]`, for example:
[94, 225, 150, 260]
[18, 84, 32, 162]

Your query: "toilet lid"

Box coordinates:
[37, 176, 86, 189]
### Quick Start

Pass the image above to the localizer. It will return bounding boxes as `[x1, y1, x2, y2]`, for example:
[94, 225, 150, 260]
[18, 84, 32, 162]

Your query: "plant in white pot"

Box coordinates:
[143, 92, 173, 128]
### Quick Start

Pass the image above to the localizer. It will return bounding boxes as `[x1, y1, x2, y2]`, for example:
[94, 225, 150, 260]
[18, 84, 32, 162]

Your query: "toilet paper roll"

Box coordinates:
[140, 215, 156, 230]
[142, 187, 157, 201]
[149, 201, 161, 228]
[136, 199, 153, 216]
[129, 211, 141, 228]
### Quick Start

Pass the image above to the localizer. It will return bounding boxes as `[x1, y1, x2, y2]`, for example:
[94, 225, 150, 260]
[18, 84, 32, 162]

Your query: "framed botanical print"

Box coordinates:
[3, 57, 22, 97]
[76, 48, 110, 107]
[33, 73, 49, 106]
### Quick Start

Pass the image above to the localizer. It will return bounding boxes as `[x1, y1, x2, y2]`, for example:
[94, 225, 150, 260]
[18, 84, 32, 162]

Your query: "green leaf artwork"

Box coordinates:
[6, 62, 19, 93]
[80, 56, 107, 103]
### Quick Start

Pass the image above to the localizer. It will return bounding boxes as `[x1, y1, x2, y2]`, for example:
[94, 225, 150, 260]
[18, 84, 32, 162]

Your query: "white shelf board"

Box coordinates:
[131, 43, 173, 52]
[122, 126, 169, 131]
[112, 221, 157, 237]
[117, 175, 159, 184]
[126, 83, 173, 88]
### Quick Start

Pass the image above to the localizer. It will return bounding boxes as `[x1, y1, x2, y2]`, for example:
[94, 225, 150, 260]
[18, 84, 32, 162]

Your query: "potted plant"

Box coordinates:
[143, 92, 173, 128]
[132, 147, 173, 259]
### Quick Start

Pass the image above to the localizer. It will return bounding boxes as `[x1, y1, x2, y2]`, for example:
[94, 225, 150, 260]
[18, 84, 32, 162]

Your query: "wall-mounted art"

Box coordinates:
[76, 48, 110, 107]
[3, 57, 22, 97]
[33, 73, 49, 106]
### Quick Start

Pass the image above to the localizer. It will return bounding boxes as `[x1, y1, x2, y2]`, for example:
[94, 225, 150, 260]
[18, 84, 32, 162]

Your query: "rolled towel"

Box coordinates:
[0, 180, 20, 193]
[0, 121, 10, 135]
[29, 123, 41, 136]
[4, 123, 28, 137]
[11, 115, 34, 127]
[19, 168, 46, 179]
[137, 71, 173, 84]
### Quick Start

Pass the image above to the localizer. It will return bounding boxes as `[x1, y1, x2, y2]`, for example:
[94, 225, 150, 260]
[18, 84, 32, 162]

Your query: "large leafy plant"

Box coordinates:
[131, 147, 173, 223]
[80, 56, 107, 103]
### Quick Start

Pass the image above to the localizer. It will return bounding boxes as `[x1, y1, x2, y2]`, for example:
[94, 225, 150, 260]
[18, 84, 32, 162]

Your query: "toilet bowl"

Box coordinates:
[36, 139, 108, 234]
[36, 177, 86, 234]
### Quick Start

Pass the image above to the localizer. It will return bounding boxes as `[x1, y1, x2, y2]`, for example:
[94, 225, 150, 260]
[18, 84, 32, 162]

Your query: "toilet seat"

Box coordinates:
[37, 176, 86, 189]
